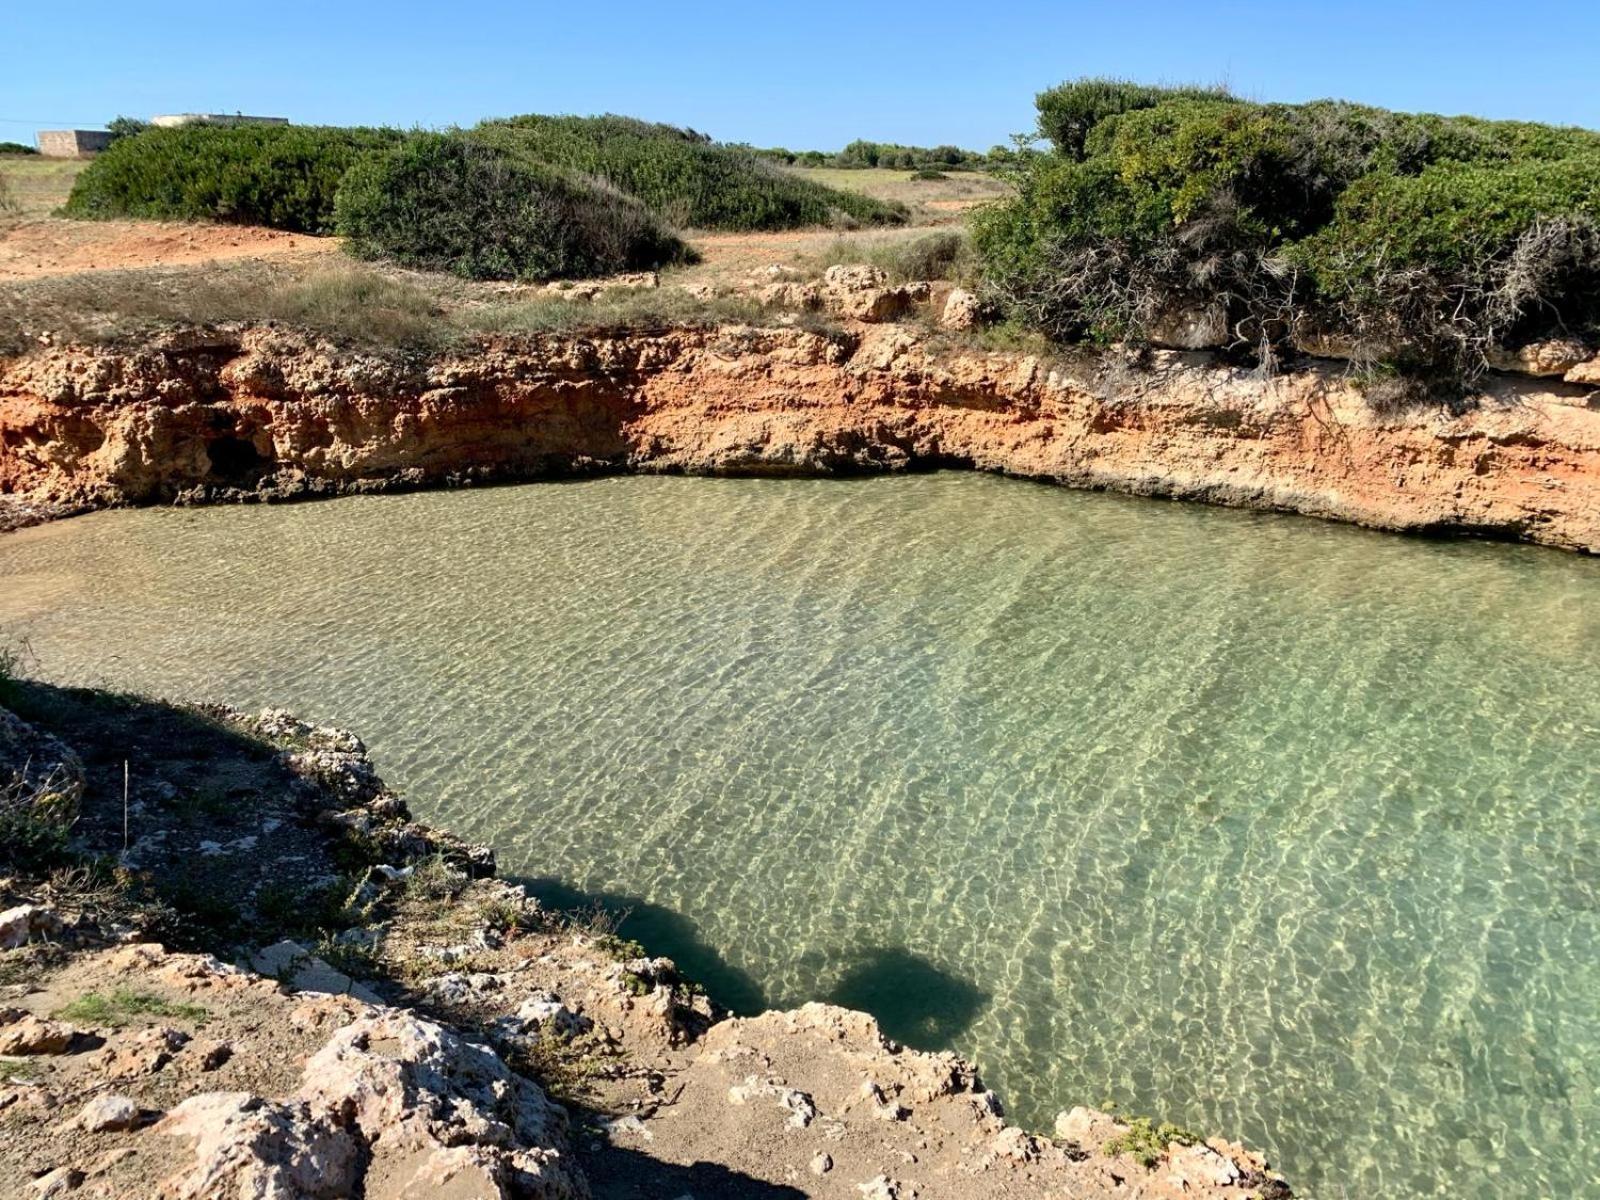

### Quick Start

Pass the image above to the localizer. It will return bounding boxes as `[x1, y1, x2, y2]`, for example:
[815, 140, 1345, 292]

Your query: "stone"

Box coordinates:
[196, 1039, 234, 1071]
[1566, 355, 1600, 387]
[860, 1079, 907, 1121]
[823, 264, 886, 292]
[31, 1167, 83, 1197]
[248, 940, 381, 1003]
[1167, 1141, 1243, 1188]
[727, 1075, 818, 1128]
[514, 991, 590, 1039]
[940, 288, 981, 331]
[0, 1015, 76, 1055]
[1054, 1105, 1120, 1147]
[810, 1152, 833, 1175]
[156, 1092, 361, 1200]
[97, 1026, 189, 1077]
[0, 905, 63, 950]
[78, 1094, 141, 1132]
[991, 1125, 1042, 1162]
[757, 282, 822, 311]
[295, 1011, 582, 1197]
[1489, 338, 1592, 378]
[858, 1177, 902, 1200]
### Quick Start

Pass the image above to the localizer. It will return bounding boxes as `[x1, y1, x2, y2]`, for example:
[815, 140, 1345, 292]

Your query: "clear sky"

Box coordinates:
[6, 1, 1599, 150]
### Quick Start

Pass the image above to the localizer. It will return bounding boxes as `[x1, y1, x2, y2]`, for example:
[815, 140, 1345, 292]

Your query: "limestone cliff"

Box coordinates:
[2, 323, 1598, 552]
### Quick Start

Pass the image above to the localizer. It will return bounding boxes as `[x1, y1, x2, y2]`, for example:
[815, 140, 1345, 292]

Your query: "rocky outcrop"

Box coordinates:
[2, 323, 1599, 551]
[0, 696, 1293, 1199]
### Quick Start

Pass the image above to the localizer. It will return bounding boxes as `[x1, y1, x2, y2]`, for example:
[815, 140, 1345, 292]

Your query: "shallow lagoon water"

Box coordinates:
[2, 474, 1598, 1197]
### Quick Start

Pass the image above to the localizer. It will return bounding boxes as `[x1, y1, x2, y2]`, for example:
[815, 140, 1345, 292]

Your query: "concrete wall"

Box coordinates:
[36, 130, 113, 158]
[149, 114, 289, 129]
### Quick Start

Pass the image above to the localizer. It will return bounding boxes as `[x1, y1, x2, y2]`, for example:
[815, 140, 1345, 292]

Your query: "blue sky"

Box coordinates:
[6, 1, 1599, 150]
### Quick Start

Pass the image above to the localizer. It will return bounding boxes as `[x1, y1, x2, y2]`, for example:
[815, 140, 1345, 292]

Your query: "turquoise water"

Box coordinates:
[1, 474, 1597, 1198]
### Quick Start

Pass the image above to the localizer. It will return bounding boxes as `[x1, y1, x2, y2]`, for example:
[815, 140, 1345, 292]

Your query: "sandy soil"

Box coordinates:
[0, 220, 338, 282]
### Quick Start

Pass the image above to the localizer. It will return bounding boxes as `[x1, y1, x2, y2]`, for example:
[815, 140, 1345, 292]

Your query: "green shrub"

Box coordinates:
[836, 139, 987, 171]
[1036, 78, 1236, 159]
[974, 79, 1600, 393]
[1101, 1116, 1204, 1168]
[335, 133, 692, 281]
[105, 116, 149, 144]
[471, 115, 908, 231]
[63, 123, 406, 232]
[0, 142, 37, 156]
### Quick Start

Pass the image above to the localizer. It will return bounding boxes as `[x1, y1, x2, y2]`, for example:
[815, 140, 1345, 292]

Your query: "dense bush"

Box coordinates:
[835, 139, 986, 170]
[0, 142, 38, 156]
[974, 79, 1600, 392]
[1035, 79, 1236, 159]
[63, 123, 406, 232]
[105, 116, 150, 144]
[472, 115, 908, 230]
[335, 133, 692, 281]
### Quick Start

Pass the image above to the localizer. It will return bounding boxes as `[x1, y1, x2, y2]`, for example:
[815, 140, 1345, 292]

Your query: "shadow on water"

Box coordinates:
[511, 875, 771, 1015]
[511, 880, 991, 1053]
[815, 945, 990, 1048]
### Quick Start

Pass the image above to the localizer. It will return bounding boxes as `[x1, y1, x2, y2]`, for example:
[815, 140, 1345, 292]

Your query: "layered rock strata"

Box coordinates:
[2, 323, 1597, 552]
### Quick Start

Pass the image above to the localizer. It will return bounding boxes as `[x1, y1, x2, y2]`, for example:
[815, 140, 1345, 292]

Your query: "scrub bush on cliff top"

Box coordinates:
[974, 78, 1600, 395]
[63, 123, 405, 233]
[334, 133, 693, 282]
[471, 115, 909, 231]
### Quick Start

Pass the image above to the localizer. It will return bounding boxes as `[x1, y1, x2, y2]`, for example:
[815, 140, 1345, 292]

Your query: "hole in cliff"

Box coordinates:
[205, 436, 270, 484]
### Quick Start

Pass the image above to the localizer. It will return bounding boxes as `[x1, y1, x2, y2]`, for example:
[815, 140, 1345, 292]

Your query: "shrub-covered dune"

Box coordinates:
[471, 115, 908, 231]
[974, 79, 1600, 395]
[336, 133, 692, 281]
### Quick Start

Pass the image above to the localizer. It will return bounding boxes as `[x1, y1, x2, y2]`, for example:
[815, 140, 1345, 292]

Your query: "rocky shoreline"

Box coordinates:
[2, 320, 1598, 553]
[0, 683, 1292, 1199]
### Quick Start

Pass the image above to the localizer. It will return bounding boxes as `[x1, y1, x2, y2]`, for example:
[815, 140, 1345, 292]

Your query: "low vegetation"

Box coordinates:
[1101, 1115, 1204, 1168]
[56, 988, 209, 1027]
[336, 133, 693, 281]
[62, 123, 406, 232]
[973, 78, 1600, 397]
[814, 229, 970, 282]
[470, 115, 908, 231]
[754, 139, 1023, 172]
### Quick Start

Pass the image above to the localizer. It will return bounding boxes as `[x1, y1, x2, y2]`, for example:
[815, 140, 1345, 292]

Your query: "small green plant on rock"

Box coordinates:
[1102, 1115, 1205, 1168]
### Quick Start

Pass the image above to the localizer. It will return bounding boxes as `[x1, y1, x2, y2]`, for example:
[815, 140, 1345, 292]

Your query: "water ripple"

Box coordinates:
[2, 474, 1598, 1199]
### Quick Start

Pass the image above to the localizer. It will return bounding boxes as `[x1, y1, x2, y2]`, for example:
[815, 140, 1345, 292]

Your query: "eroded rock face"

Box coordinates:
[1488, 338, 1593, 378]
[3, 322, 1599, 557]
[159, 1010, 587, 1200]
[158, 1092, 363, 1200]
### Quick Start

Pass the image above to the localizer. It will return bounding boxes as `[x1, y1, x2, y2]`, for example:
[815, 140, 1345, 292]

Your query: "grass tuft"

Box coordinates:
[56, 988, 209, 1027]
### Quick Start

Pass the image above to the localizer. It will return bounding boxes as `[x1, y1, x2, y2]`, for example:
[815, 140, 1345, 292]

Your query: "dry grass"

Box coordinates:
[0, 158, 88, 220]
[0, 260, 449, 354]
[809, 230, 972, 283]
[0, 254, 857, 357]
[782, 166, 1010, 216]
